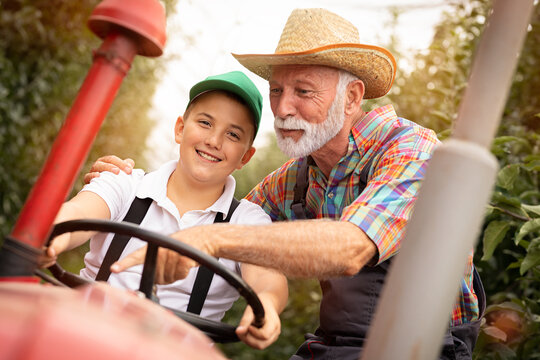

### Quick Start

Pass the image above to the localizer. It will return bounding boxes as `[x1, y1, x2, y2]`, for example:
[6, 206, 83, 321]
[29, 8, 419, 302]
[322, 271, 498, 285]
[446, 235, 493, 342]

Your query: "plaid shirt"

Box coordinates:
[246, 105, 479, 326]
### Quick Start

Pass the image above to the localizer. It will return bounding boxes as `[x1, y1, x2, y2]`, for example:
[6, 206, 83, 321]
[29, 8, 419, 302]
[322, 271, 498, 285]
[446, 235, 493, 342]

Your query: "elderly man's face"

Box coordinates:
[269, 65, 345, 158]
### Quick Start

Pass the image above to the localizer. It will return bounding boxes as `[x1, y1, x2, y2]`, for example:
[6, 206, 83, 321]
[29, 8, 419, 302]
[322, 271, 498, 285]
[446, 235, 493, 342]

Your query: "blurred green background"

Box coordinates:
[1, 0, 539, 359]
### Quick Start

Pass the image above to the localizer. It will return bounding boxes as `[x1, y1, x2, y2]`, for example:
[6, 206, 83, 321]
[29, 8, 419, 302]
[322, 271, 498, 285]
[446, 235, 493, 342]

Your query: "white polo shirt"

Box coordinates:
[79, 160, 271, 321]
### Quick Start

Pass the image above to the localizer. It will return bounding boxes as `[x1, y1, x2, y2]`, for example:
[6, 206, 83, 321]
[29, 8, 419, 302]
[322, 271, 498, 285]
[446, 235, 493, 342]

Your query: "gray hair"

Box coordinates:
[336, 70, 360, 96]
[327, 70, 360, 121]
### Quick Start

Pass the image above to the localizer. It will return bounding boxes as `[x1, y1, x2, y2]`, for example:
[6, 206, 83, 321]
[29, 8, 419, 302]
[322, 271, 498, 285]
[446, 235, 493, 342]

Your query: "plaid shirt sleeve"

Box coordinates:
[245, 158, 297, 221]
[340, 127, 439, 264]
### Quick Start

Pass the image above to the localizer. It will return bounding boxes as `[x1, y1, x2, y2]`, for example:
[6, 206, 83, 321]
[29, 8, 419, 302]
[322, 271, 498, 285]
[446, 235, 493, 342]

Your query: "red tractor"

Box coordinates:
[0, 1, 263, 358]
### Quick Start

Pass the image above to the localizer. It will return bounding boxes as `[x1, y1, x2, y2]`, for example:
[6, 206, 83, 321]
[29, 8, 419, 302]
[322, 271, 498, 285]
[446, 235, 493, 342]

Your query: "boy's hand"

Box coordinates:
[38, 234, 71, 268]
[236, 295, 281, 350]
[111, 246, 199, 284]
[84, 156, 135, 184]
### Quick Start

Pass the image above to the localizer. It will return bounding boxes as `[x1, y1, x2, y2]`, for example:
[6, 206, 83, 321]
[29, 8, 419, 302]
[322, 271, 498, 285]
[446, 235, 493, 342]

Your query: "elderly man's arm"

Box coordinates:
[112, 219, 376, 281]
[189, 220, 376, 278]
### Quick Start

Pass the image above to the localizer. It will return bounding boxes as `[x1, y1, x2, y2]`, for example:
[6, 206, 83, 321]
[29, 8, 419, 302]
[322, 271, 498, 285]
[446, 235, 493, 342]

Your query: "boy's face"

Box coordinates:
[174, 91, 256, 186]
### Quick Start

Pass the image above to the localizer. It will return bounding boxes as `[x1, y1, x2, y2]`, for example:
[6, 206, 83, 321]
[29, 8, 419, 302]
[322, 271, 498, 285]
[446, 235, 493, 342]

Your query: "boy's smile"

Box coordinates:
[174, 91, 256, 188]
[196, 149, 221, 162]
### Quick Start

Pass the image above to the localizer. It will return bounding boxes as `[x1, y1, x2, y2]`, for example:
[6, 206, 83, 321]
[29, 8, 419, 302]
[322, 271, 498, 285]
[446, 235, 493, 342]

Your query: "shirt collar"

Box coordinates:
[136, 160, 236, 217]
[206, 176, 236, 217]
[350, 104, 399, 153]
[135, 160, 175, 202]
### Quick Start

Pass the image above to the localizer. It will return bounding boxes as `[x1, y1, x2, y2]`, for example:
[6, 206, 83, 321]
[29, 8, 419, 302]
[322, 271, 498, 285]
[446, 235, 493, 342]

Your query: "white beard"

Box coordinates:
[274, 90, 346, 158]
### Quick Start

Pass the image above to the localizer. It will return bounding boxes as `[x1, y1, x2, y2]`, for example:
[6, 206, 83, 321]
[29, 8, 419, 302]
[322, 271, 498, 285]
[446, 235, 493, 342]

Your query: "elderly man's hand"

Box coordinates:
[84, 155, 135, 184]
[111, 246, 200, 284]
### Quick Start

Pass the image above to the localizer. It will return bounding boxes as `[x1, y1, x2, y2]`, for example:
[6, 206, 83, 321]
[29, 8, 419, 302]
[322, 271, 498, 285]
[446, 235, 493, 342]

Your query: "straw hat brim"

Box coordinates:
[233, 43, 396, 99]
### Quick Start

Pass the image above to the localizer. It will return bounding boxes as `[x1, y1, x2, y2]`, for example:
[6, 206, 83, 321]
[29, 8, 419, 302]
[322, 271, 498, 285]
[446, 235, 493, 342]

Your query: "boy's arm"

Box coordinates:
[41, 191, 110, 267]
[236, 263, 288, 349]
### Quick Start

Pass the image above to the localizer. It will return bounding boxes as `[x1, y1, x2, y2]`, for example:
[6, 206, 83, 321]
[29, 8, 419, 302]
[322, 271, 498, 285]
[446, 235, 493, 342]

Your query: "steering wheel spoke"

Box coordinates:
[43, 219, 265, 343]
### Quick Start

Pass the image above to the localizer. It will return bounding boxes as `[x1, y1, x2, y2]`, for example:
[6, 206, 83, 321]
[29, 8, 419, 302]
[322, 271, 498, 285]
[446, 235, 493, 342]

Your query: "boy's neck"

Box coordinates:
[166, 169, 226, 217]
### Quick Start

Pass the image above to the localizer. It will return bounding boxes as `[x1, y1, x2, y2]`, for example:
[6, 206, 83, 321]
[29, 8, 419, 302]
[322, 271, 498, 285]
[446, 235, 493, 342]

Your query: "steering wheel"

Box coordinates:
[35, 219, 265, 343]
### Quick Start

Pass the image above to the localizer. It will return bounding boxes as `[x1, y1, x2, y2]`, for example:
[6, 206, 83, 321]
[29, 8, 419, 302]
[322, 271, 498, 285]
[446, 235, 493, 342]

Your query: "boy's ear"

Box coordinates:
[174, 116, 185, 144]
[237, 146, 256, 170]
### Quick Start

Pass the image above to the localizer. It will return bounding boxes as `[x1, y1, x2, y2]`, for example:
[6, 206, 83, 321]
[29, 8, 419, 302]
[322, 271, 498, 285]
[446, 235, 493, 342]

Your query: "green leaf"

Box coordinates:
[522, 204, 540, 217]
[436, 128, 452, 141]
[523, 159, 540, 171]
[521, 190, 540, 203]
[520, 237, 540, 275]
[430, 110, 452, 122]
[484, 205, 495, 217]
[516, 219, 540, 245]
[485, 301, 525, 314]
[482, 221, 511, 261]
[491, 204, 530, 221]
[492, 191, 522, 208]
[492, 135, 531, 149]
[490, 192, 530, 220]
[496, 164, 520, 191]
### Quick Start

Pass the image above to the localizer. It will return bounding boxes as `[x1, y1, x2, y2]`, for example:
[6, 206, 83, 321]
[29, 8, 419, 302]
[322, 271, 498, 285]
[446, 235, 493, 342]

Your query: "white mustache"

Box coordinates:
[274, 116, 309, 131]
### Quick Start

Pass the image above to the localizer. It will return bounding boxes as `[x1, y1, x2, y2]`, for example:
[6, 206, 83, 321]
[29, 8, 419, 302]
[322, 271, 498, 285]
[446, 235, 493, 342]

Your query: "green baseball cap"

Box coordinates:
[187, 71, 263, 137]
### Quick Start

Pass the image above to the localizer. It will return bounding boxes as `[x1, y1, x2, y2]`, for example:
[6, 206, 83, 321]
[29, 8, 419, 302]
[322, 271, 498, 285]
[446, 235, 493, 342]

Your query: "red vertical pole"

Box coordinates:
[0, 34, 138, 281]
[11, 33, 137, 248]
[0, 0, 166, 281]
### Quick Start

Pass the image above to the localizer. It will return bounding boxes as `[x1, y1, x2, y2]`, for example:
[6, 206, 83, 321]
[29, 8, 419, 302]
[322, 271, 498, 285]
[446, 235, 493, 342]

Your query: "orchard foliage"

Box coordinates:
[0, 0, 177, 240]
[392, 1, 540, 358]
[388, 1, 540, 358]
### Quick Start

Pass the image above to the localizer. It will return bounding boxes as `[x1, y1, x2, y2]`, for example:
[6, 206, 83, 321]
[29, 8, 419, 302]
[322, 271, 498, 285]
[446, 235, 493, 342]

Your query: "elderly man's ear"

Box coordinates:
[344, 80, 365, 116]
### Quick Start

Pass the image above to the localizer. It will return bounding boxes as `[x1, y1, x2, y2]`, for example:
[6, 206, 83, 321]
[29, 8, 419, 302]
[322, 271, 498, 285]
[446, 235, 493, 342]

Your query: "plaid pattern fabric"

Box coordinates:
[246, 105, 478, 325]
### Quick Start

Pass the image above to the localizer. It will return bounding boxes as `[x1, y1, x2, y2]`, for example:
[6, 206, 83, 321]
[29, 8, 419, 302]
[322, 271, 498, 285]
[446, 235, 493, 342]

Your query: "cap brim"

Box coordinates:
[189, 79, 261, 135]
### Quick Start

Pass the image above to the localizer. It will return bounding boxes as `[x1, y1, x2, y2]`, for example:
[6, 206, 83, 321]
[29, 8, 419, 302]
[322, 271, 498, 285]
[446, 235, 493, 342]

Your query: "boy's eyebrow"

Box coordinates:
[196, 111, 215, 120]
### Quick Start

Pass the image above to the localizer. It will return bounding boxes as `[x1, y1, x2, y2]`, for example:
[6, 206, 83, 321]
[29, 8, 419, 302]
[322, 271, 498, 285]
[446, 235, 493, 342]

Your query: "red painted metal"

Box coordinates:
[10, 33, 138, 249]
[9, 0, 167, 251]
[88, 0, 167, 57]
[0, 282, 226, 360]
[0, 1, 223, 358]
[0, 277, 39, 283]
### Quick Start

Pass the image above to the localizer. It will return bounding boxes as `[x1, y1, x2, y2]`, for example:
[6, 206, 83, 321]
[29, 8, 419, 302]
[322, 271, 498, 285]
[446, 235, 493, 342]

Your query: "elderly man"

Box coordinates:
[89, 8, 484, 360]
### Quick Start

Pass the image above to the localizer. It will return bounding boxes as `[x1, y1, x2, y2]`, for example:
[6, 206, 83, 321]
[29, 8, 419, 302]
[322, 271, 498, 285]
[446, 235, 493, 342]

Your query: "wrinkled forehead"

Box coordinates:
[269, 64, 340, 83]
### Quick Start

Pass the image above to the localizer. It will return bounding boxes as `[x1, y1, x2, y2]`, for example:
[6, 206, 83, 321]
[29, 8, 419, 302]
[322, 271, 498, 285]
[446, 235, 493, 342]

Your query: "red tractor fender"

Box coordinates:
[0, 282, 227, 360]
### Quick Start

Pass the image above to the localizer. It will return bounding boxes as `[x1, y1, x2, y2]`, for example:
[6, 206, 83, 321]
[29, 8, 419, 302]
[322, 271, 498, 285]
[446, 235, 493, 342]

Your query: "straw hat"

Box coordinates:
[232, 8, 396, 99]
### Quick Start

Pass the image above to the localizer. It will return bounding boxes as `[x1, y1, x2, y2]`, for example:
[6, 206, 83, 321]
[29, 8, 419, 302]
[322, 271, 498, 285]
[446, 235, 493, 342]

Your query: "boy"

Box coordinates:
[41, 71, 287, 349]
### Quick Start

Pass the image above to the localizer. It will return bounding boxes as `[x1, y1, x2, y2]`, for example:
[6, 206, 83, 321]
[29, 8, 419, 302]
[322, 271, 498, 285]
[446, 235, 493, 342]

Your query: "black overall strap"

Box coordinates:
[186, 198, 240, 315]
[291, 126, 409, 219]
[291, 156, 314, 219]
[95, 196, 153, 281]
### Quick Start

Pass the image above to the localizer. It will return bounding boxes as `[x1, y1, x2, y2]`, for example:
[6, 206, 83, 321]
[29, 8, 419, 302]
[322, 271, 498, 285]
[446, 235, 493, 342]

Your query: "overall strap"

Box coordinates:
[291, 157, 314, 219]
[186, 198, 240, 315]
[291, 126, 410, 220]
[95, 196, 153, 281]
